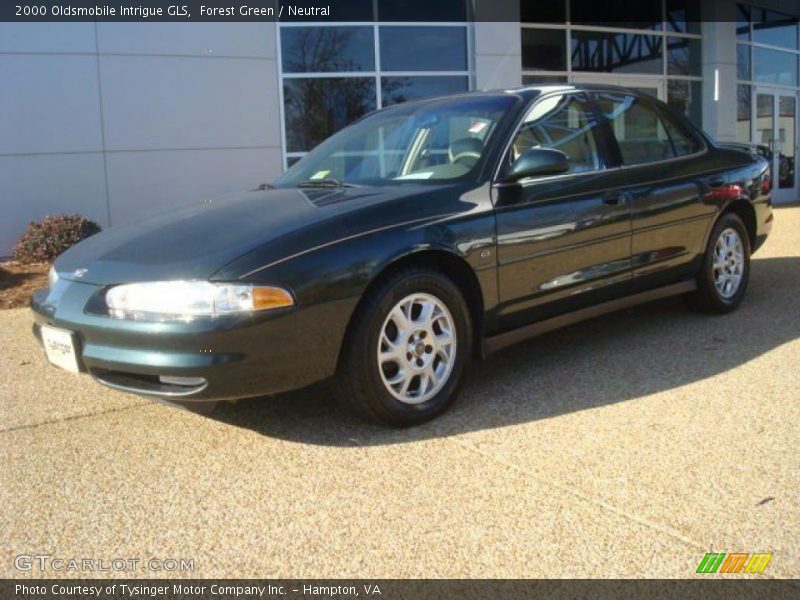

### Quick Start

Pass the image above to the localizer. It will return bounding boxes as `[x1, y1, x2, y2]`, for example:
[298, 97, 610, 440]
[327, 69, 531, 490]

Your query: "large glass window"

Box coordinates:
[752, 9, 799, 50]
[667, 36, 701, 76]
[281, 27, 374, 73]
[737, 4, 751, 42]
[735, 3, 799, 188]
[521, 5, 703, 132]
[283, 78, 376, 153]
[754, 47, 799, 87]
[509, 94, 603, 174]
[737, 84, 752, 143]
[666, 0, 701, 35]
[522, 29, 567, 71]
[571, 32, 663, 74]
[668, 79, 701, 127]
[597, 93, 675, 165]
[381, 76, 468, 106]
[380, 27, 467, 72]
[737, 44, 751, 81]
[279, 22, 471, 162]
[755, 93, 774, 148]
[778, 96, 796, 189]
[736, 3, 800, 154]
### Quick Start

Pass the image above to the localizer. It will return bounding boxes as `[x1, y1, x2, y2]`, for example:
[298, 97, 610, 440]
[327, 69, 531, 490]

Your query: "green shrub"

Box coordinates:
[13, 214, 101, 263]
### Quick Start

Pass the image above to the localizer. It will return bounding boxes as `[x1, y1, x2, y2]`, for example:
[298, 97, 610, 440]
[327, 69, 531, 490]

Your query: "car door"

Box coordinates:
[592, 91, 716, 291]
[493, 91, 634, 331]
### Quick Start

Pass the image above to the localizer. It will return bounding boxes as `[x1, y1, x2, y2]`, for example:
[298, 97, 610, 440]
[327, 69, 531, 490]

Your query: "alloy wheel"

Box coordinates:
[713, 227, 745, 299]
[377, 293, 457, 404]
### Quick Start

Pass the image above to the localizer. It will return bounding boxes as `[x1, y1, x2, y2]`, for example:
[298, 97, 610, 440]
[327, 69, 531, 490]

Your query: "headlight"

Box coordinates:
[104, 280, 293, 320]
[48, 266, 59, 289]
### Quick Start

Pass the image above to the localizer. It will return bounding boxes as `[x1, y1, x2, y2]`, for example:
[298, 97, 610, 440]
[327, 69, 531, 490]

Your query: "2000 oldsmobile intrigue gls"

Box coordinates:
[32, 85, 773, 425]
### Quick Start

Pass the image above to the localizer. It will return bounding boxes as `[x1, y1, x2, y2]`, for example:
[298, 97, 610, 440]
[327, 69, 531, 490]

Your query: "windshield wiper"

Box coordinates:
[297, 178, 355, 188]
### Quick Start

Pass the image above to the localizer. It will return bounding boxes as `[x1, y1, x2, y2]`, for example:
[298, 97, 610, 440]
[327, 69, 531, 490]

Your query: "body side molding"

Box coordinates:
[482, 280, 697, 356]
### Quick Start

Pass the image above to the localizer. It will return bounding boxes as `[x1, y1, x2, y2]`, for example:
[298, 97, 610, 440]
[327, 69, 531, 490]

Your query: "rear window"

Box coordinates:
[596, 93, 674, 166]
[659, 108, 705, 156]
[596, 93, 704, 165]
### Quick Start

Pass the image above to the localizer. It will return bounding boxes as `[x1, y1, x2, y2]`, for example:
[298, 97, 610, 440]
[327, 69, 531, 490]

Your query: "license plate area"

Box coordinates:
[41, 325, 81, 373]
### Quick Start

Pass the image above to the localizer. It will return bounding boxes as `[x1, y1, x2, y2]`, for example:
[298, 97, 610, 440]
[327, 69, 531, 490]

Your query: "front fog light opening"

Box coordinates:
[159, 376, 207, 387]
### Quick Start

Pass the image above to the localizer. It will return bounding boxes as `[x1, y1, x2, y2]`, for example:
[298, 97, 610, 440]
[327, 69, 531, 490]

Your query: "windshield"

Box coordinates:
[274, 95, 517, 187]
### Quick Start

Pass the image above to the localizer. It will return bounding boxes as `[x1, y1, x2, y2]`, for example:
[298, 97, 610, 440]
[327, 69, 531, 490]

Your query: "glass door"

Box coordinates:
[755, 89, 798, 205]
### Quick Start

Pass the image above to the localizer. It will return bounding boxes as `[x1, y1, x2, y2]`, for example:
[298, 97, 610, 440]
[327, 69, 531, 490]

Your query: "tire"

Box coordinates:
[685, 212, 751, 314]
[335, 267, 473, 426]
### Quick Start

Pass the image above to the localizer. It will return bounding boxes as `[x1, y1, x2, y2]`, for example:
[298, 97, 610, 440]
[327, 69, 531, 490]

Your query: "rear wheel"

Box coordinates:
[335, 268, 472, 426]
[686, 213, 750, 313]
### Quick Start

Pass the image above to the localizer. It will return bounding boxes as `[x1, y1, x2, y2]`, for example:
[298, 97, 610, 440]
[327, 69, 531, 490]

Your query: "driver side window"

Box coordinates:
[510, 93, 603, 174]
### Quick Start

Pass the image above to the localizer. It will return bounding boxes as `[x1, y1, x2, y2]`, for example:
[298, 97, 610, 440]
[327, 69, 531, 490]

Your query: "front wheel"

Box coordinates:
[686, 213, 751, 314]
[335, 268, 472, 426]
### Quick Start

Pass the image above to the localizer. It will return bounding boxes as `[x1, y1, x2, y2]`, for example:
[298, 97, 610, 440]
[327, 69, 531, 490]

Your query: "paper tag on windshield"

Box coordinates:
[394, 172, 434, 180]
[310, 170, 331, 180]
[469, 121, 488, 134]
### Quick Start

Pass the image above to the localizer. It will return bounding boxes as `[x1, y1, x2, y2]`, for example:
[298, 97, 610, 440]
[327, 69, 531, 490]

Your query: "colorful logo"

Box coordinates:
[696, 552, 772, 574]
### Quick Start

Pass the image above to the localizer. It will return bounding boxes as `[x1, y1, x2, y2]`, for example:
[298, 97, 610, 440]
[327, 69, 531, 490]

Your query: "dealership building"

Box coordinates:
[1, 0, 799, 255]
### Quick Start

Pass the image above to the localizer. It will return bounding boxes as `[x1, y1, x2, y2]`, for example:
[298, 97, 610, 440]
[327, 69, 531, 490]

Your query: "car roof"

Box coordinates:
[495, 83, 656, 100]
[367, 84, 664, 121]
[389, 84, 649, 107]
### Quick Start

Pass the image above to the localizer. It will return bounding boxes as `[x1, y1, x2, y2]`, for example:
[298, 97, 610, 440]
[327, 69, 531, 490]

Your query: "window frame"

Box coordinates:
[495, 91, 617, 185]
[654, 99, 707, 156]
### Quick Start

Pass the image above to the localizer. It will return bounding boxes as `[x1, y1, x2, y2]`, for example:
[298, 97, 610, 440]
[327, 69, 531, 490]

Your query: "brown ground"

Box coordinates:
[0, 262, 49, 309]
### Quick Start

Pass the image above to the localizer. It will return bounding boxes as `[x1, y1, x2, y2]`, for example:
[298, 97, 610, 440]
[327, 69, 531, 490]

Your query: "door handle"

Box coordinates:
[602, 192, 624, 205]
[707, 176, 725, 188]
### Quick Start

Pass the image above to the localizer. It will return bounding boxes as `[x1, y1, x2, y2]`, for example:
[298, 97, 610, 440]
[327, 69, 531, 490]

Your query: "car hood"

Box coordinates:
[53, 184, 459, 285]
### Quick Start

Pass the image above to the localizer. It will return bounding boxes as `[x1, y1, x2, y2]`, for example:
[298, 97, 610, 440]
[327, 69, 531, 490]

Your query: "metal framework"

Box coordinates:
[520, 0, 703, 103]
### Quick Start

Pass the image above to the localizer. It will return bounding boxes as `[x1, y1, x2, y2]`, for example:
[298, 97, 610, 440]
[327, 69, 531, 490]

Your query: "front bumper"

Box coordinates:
[31, 279, 356, 401]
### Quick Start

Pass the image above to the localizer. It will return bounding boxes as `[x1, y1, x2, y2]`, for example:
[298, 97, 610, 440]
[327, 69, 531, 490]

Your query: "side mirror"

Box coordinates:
[505, 148, 569, 182]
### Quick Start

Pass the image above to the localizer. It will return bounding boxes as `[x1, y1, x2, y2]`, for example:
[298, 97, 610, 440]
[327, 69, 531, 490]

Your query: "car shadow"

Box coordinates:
[208, 256, 800, 446]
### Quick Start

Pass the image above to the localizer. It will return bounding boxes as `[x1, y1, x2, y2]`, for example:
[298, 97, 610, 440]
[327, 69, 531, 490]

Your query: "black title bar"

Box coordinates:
[1, 0, 767, 23]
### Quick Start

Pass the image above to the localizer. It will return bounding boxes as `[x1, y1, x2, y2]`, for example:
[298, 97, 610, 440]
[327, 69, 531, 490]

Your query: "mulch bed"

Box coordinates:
[0, 262, 49, 309]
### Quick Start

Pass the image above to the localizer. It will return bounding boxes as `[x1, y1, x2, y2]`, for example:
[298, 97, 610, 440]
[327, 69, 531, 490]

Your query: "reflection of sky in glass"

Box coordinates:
[754, 48, 798, 87]
[752, 12, 799, 50]
[380, 27, 467, 72]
